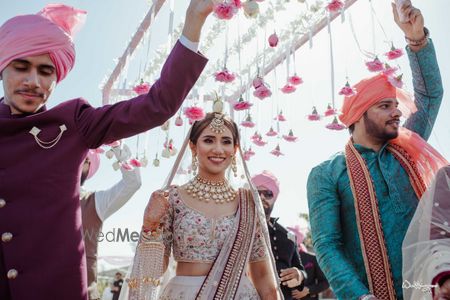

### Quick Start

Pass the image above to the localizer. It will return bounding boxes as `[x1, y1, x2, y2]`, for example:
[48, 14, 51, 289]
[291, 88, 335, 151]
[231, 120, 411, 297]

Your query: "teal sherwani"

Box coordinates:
[307, 40, 443, 299]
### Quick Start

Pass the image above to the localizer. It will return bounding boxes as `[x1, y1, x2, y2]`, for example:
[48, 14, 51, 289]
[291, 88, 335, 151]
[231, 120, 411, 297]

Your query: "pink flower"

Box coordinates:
[121, 162, 133, 171]
[388, 74, 404, 88]
[246, 147, 255, 156]
[366, 57, 384, 72]
[270, 144, 284, 157]
[283, 129, 298, 142]
[253, 76, 264, 89]
[251, 131, 259, 140]
[288, 74, 303, 85]
[241, 120, 256, 128]
[326, 116, 346, 131]
[252, 135, 267, 147]
[253, 84, 272, 100]
[133, 81, 151, 95]
[275, 112, 286, 122]
[175, 115, 183, 126]
[266, 127, 278, 137]
[130, 158, 142, 168]
[232, 0, 242, 8]
[339, 81, 356, 96]
[324, 104, 337, 117]
[382, 64, 398, 77]
[268, 32, 279, 47]
[243, 152, 252, 161]
[241, 114, 255, 128]
[327, 0, 344, 12]
[233, 96, 253, 111]
[281, 83, 296, 94]
[385, 45, 404, 60]
[215, 69, 236, 83]
[183, 106, 205, 121]
[308, 107, 321, 121]
[214, 2, 237, 20]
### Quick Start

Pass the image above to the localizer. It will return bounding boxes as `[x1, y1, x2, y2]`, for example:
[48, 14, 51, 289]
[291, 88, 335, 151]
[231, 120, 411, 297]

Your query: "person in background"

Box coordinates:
[252, 170, 306, 300]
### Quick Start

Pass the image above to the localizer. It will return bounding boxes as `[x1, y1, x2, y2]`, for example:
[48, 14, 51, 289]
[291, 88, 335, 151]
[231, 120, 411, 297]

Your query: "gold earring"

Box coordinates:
[231, 155, 238, 177]
[192, 154, 198, 176]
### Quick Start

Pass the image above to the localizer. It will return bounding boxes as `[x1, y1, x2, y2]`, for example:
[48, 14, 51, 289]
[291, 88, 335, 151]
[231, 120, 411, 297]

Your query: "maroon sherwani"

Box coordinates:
[0, 41, 207, 300]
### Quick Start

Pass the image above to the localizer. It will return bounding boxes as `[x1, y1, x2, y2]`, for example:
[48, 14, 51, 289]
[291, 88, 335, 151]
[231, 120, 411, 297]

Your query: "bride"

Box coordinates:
[123, 102, 282, 299]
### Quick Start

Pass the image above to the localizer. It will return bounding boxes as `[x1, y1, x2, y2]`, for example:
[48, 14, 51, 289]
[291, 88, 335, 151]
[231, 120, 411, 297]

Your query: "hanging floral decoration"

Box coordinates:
[308, 106, 321, 121]
[162, 138, 177, 158]
[252, 134, 267, 146]
[275, 111, 287, 122]
[324, 104, 337, 117]
[366, 57, 384, 72]
[387, 74, 404, 88]
[213, 1, 239, 20]
[281, 83, 296, 94]
[253, 84, 272, 100]
[326, 116, 346, 130]
[268, 32, 279, 47]
[243, 147, 256, 161]
[242, 0, 260, 18]
[270, 144, 284, 157]
[250, 131, 260, 141]
[288, 74, 303, 85]
[175, 115, 183, 126]
[382, 63, 398, 77]
[241, 114, 256, 128]
[183, 106, 205, 122]
[233, 96, 253, 111]
[130, 158, 142, 168]
[266, 127, 278, 137]
[215, 68, 236, 83]
[133, 79, 151, 95]
[326, 0, 344, 13]
[153, 154, 160, 167]
[338, 81, 356, 96]
[384, 44, 404, 60]
[283, 129, 298, 142]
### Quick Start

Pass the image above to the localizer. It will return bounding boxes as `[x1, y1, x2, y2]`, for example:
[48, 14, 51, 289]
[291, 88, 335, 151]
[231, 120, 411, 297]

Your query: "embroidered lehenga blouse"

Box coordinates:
[162, 186, 268, 263]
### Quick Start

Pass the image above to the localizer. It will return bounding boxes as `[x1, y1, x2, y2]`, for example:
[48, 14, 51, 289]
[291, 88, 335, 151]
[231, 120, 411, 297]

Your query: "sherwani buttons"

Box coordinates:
[2, 232, 13, 242]
[7, 269, 18, 279]
[0, 199, 5, 208]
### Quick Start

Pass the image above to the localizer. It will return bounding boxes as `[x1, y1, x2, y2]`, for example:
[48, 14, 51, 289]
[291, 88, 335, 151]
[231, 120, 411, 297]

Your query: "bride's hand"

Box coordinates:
[142, 190, 170, 230]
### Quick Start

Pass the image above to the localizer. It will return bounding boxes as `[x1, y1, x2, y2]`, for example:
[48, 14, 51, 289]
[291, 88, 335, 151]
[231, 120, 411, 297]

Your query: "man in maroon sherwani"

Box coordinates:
[0, 1, 213, 299]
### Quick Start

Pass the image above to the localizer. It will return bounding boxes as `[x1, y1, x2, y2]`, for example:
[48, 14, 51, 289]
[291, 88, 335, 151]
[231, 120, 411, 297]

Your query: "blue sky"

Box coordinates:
[1, 0, 449, 264]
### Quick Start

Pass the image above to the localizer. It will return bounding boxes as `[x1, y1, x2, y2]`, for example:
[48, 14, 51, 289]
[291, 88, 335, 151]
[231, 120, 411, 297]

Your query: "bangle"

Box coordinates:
[141, 226, 163, 241]
[405, 27, 429, 47]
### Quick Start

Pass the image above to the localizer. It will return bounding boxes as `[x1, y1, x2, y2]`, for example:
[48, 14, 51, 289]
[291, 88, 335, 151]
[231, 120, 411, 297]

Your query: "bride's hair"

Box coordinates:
[189, 113, 240, 146]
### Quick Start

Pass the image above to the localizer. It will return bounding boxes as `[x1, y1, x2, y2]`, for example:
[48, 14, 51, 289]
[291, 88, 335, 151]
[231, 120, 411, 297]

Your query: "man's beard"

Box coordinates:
[364, 113, 399, 141]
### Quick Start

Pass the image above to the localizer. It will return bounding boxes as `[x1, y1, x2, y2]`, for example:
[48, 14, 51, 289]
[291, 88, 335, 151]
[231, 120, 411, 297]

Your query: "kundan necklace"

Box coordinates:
[186, 176, 236, 204]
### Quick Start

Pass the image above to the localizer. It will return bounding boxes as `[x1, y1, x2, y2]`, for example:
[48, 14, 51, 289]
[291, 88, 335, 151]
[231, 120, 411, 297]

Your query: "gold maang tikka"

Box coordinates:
[209, 94, 226, 134]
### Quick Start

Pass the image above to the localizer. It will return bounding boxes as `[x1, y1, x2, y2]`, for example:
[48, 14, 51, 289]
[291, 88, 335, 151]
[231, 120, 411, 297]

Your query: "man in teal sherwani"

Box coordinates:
[307, 3, 447, 300]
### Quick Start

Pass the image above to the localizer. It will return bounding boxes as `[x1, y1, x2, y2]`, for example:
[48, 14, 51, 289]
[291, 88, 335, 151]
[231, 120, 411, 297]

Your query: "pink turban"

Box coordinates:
[287, 225, 308, 253]
[251, 170, 280, 200]
[339, 73, 417, 127]
[86, 150, 101, 180]
[0, 4, 86, 82]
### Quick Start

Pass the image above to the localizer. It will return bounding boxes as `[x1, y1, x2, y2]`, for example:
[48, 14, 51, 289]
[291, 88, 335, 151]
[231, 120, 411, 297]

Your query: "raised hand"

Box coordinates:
[182, 0, 214, 43]
[142, 190, 170, 230]
[391, 2, 425, 41]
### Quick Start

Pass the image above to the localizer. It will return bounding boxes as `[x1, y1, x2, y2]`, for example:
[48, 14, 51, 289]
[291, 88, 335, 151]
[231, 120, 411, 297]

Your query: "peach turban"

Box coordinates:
[0, 4, 86, 82]
[251, 170, 280, 200]
[340, 73, 448, 188]
[339, 73, 417, 127]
